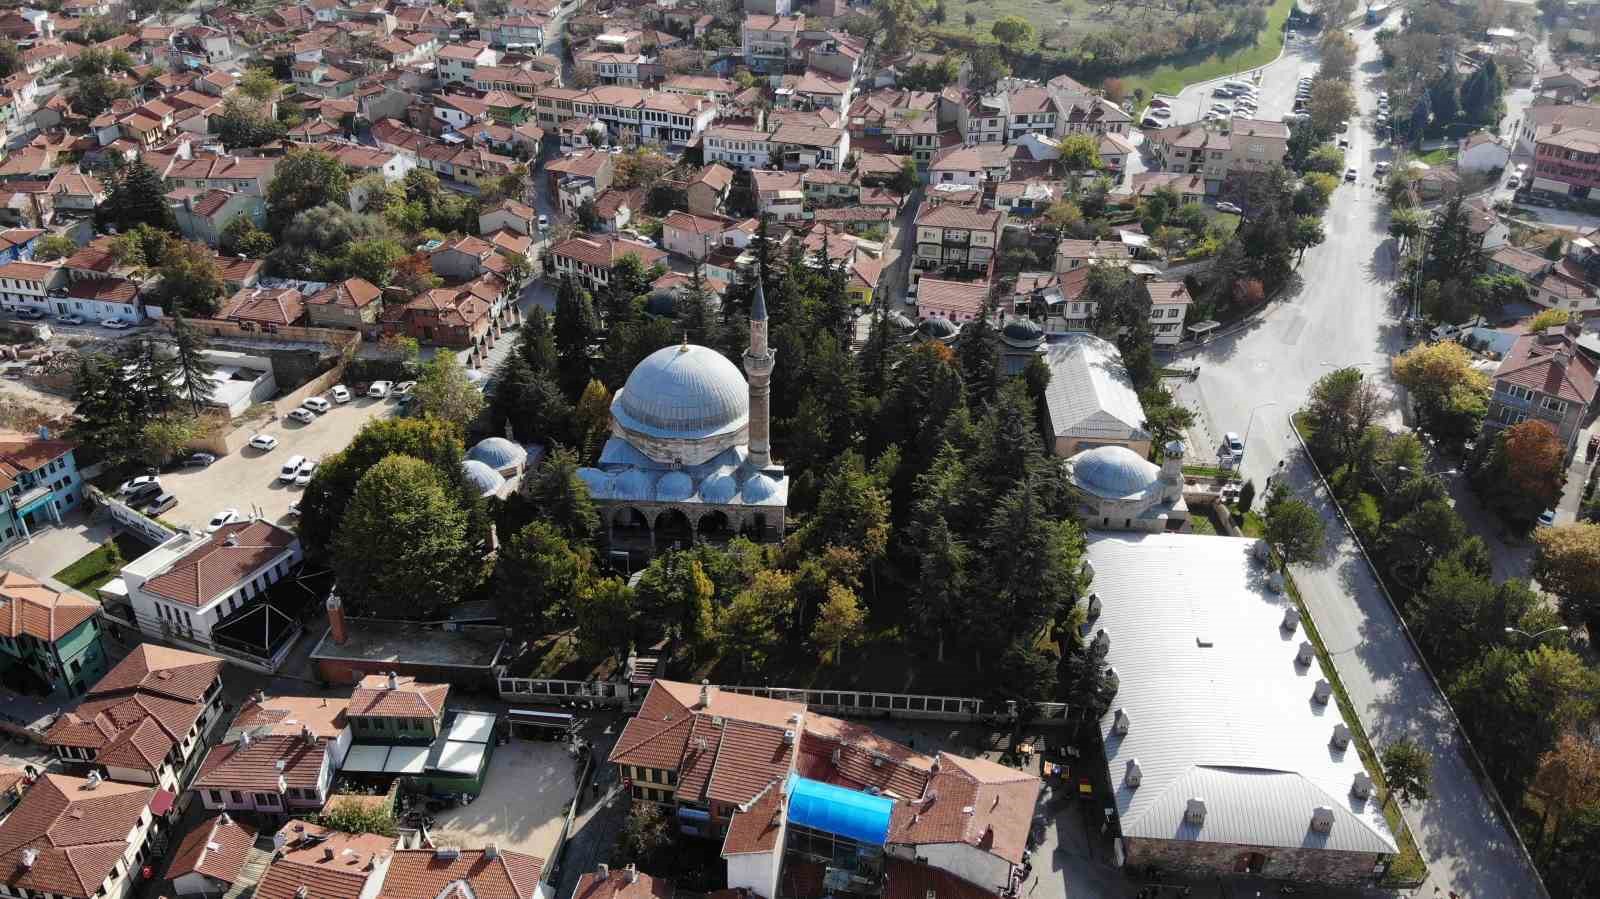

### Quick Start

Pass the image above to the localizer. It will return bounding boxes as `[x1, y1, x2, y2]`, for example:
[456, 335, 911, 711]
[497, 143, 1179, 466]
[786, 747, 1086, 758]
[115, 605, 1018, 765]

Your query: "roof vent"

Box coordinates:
[597, 863, 610, 879]
[1105, 667, 1119, 694]
[277, 774, 288, 794]
[873, 756, 883, 767]
[1296, 641, 1315, 666]
[1312, 679, 1332, 705]
[324, 847, 335, 861]
[699, 679, 710, 708]
[783, 729, 795, 745]
[1310, 806, 1335, 833]
[1330, 723, 1351, 750]
[1125, 758, 1141, 788]
[1183, 798, 1206, 825]
[387, 671, 399, 690]
[961, 805, 975, 815]
[1111, 708, 1130, 736]
[219, 812, 232, 827]
[626, 864, 638, 884]
[1351, 772, 1374, 800]
[1281, 608, 1301, 633]
[831, 747, 841, 764]
[223, 534, 239, 546]
[85, 770, 101, 788]
[276, 760, 287, 771]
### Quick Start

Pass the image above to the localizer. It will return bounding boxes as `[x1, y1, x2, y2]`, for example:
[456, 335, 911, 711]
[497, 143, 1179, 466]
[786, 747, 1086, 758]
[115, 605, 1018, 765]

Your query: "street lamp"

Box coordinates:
[1239, 401, 1279, 467]
[1504, 626, 1571, 642]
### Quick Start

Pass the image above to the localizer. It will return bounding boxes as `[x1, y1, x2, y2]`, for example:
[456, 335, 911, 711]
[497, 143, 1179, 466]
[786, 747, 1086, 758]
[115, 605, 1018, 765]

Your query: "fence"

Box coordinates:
[497, 678, 1072, 725]
[159, 317, 364, 352]
[88, 487, 178, 546]
[274, 361, 349, 415]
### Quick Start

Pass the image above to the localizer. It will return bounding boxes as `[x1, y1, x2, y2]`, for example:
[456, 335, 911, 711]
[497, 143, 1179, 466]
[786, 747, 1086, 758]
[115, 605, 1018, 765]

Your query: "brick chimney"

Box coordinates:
[326, 591, 347, 645]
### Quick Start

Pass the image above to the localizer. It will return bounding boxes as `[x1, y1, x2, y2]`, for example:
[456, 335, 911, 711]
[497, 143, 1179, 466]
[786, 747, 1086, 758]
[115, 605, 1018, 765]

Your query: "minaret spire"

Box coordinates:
[743, 276, 775, 468]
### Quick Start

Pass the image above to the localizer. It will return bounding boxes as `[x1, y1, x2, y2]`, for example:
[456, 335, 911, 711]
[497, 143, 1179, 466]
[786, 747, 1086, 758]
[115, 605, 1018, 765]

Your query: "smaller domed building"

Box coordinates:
[1063, 441, 1188, 532]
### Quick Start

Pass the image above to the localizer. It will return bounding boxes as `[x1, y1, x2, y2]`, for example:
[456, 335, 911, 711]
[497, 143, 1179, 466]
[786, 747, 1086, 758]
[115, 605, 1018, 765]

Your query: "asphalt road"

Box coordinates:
[1170, 23, 1548, 899]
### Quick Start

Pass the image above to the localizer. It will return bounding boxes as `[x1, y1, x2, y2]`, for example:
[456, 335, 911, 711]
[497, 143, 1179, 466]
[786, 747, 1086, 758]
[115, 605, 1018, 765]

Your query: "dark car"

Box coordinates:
[144, 492, 178, 515]
[125, 481, 162, 503]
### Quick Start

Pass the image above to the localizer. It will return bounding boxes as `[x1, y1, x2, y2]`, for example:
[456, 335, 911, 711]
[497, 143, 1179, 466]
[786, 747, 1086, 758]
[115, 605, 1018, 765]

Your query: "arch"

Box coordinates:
[697, 509, 735, 543]
[655, 508, 694, 551]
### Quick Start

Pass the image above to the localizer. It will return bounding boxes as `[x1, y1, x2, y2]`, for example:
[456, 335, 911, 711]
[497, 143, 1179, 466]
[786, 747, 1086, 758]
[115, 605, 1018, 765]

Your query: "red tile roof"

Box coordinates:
[571, 868, 673, 899]
[255, 820, 395, 899]
[218, 287, 306, 327]
[720, 781, 784, 855]
[307, 278, 381, 310]
[141, 521, 296, 608]
[0, 774, 156, 899]
[917, 279, 989, 318]
[552, 236, 667, 269]
[1494, 326, 1600, 406]
[89, 643, 222, 702]
[916, 202, 1001, 232]
[232, 694, 349, 739]
[0, 571, 98, 641]
[195, 733, 330, 794]
[886, 753, 1040, 866]
[378, 848, 544, 899]
[349, 674, 449, 718]
[881, 858, 996, 899]
[165, 813, 258, 884]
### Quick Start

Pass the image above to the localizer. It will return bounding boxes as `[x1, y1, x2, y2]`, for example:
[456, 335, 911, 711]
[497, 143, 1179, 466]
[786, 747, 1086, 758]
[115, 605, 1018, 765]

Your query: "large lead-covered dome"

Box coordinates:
[1065, 445, 1161, 500]
[612, 343, 750, 465]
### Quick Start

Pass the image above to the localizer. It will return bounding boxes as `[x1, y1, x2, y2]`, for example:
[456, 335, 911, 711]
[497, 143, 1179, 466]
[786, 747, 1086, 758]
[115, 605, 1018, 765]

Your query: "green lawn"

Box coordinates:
[1416, 148, 1457, 166]
[1183, 464, 1243, 481]
[53, 534, 149, 593]
[1121, 0, 1297, 99]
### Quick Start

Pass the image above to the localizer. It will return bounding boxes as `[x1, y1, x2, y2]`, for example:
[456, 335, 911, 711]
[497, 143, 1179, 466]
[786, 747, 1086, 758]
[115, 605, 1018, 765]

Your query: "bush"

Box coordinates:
[1349, 492, 1383, 543]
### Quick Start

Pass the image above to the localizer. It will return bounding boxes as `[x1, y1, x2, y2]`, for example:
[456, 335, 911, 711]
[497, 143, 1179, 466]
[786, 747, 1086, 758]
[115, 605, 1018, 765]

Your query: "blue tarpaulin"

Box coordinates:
[784, 772, 894, 845]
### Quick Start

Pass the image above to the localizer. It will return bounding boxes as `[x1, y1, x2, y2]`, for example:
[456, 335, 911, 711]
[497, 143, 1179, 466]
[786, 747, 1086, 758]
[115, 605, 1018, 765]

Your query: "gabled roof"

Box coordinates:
[194, 733, 329, 793]
[1041, 334, 1150, 443]
[915, 202, 1001, 231]
[254, 820, 395, 899]
[379, 848, 544, 899]
[231, 694, 348, 740]
[0, 571, 97, 642]
[164, 814, 257, 885]
[141, 521, 298, 607]
[916, 279, 988, 318]
[306, 278, 380, 310]
[1494, 326, 1600, 405]
[348, 673, 448, 719]
[0, 774, 156, 899]
[571, 869, 673, 899]
[218, 287, 306, 327]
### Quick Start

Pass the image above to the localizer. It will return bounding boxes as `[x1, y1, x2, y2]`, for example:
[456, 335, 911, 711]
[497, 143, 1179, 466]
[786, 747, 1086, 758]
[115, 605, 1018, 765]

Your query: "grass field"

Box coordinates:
[53, 534, 148, 593]
[1121, 0, 1297, 99]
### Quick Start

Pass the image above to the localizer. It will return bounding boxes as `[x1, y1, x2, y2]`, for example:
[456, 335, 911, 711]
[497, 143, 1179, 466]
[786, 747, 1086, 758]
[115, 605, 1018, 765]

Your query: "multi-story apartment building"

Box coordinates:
[531, 86, 716, 147]
[576, 51, 648, 86]
[741, 13, 804, 74]
[1225, 117, 1289, 176]
[44, 644, 226, 792]
[485, 14, 548, 50]
[1485, 320, 1599, 457]
[0, 570, 107, 699]
[1532, 125, 1600, 197]
[703, 124, 779, 168]
[0, 429, 83, 547]
[1143, 124, 1228, 192]
[913, 201, 1002, 273]
[150, 153, 279, 197]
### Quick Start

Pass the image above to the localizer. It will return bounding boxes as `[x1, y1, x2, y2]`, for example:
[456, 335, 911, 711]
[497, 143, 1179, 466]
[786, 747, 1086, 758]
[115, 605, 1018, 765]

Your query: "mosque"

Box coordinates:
[578, 281, 787, 558]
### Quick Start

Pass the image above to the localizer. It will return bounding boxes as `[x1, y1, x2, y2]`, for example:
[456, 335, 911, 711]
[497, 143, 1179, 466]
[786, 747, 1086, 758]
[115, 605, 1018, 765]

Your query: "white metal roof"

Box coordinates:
[446, 711, 497, 744]
[1087, 532, 1397, 855]
[1041, 334, 1151, 443]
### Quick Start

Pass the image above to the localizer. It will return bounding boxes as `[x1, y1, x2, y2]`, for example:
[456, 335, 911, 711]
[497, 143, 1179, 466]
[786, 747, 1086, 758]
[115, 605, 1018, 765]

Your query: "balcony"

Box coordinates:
[12, 483, 49, 512]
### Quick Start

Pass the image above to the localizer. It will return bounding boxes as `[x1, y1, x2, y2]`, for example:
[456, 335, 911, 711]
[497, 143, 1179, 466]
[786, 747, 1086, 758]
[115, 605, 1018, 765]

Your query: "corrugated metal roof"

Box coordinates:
[1088, 532, 1396, 855]
[1042, 335, 1150, 442]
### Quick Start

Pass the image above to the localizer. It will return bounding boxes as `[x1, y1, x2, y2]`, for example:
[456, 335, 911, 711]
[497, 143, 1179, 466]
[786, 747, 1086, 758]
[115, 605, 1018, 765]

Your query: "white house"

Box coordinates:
[0, 259, 63, 311]
[1458, 130, 1512, 173]
[438, 42, 499, 84]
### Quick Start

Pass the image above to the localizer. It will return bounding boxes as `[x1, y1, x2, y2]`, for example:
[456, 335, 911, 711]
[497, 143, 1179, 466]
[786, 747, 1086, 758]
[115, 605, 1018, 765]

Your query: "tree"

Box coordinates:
[170, 314, 216, 414]
[214, 97, 287, 149]
[139, 415, 200, 468]
[1318, 31, 1358, 81]
[1388, 207, 1424, 252]
[571, 379, 611, 461]
[221, 215, 274, 258]
[492, 521, 593, 636]
[1500, 420, 1566, 518]
[991, 16, 1035, 49]
[634, 551, 715, 649]
[150, 241, 226, 316]
[1291, 216, 1326, 264]
[238, 67, 281, 102]
[877, 0, 922, 56]
[1264, 486, 1327, 564]
[1056, 134, 1102, 172]
[614, 148, 673, 190]
[73, 69, 130, 118]
[812, 582, 865, 665]
[1303, 144, 1346, 175]
[0, 41, 18, 79]
[1408, 555, 1545, 676]
[1381, 738, 1433, 805]
[612, 802, 671, 867]
[1533, 732, 1600, 858]
[1308, 80, 1357, 134]
[72, 353, 144, 465]
[266, 149, 351, 233]
[968, 45, 1010, 91]
[1392, 341, 1489, 441]
[1451, 645, 1597, 791]
[893, 157, 919, 195]
[718, 570, 794, 674]
[1530, 308, 1571, 332]
[411, 353, 484, 431]
[1534, 523, 1600, 629]
[333, 455, 478, 616]
[519, 447, 599, 544]
[1140, 386, 1194, 450]
[32, 234, 76, 261]
[1305, 367, 1381, 467]
[575, 577, 636, 661]
[552, 277, 599, 401]
[97, 157, 178, 234]
[319, 798, 398, 837]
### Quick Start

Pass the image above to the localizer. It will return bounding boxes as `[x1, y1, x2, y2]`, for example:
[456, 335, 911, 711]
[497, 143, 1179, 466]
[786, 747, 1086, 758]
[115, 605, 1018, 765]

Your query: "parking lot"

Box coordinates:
[426, 740, 582, 862]
[147, 393, 399, 531]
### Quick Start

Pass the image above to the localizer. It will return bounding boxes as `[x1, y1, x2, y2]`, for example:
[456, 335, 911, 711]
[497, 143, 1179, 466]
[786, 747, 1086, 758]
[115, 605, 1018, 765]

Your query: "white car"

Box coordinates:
[280, 455, 306, 483]
[1216, 201, 1243, 215]
[368, 380, 392, 398]
[1337, 137, 1350, 149]
[302, 396, 332, 413]
[1148, 107, 1172, 119]
[392, 381, 417, 397]
[117, 475, 160, 496]
[1507, 176, 1521, 190]
[294, 460, 317, 487]
[101, 318, 131, 329]
[330, 385, 352, 404]
[287, 407, 315, 424]
[537, 214, 549, 230]
[1225, 432, 1245, 456]
[249, 434, 279, 451]
[1375, 161, 1391, 175]
[205, 508, 240, 533]
[56, 314, 85, 325]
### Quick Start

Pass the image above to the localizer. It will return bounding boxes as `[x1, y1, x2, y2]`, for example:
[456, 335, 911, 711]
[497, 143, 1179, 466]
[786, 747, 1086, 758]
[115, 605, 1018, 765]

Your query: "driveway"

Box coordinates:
[154, 397, 399, 532]
[0, 508, 119, 579]
[426, 740, 582, 862]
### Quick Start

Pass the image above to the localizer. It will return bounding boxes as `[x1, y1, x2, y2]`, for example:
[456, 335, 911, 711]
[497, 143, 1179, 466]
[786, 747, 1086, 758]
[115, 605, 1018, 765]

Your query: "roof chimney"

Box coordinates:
[1125, 758, 1141, 788]
[1351, 772, 1374, 800]
[1296, 641, 1315, 666]
[1312, 679, 1332, 705]
[1330, 723, 1351, 749]
[1092, 628, 1110, 653]
[699, 679, 710, 708]
[626, 864, 638, 884]
[20, 848, 36, 869]
[485, 843, 498, 860]
[388, 671, 399, 690]
[1183, 798, 1206, 825]
[1310, 806, 1335, 834]
[1282, 608, 1301, 633]
[324, 846, 336, 861]
[85, 770, 101, 788]
[597, 863, 610, 880]
[219, 812, 232, 827]
[1111, 708, 1130, 736]
[326, 591, 347, 645]
[1086, 592, 1101, 619]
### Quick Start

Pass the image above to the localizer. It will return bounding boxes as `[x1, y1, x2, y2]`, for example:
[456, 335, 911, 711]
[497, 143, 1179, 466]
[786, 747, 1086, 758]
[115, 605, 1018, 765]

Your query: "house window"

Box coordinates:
[1499, 407, 1527, 425]
[1542, 396, 1568, 415]
[230, 791, 244, 803]
[254, 792, 280, 806]
[208, 790, 223, 803]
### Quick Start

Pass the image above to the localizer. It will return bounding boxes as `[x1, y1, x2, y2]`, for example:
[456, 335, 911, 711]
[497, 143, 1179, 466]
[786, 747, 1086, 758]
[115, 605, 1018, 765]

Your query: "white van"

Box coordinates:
[1222, 79, 1252, 92]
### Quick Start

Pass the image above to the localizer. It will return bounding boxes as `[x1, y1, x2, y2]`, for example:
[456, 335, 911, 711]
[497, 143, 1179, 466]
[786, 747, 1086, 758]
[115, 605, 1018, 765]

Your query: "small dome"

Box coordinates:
[886, 310, 916, 331]
[1066, 446, 1161, 500]
[700, 471, 738, 504]
[741, 472, 779, 503]
[656, 470, 696, 502]
[467, 437, 528, 472]
[613, 468, 657, 501]
[613, 343, 749, 440]
[460, 459, 506, 498]
[578, 467, 613, 499]
[465, 368, 489, 386]
[919, 316, 959, 340]
[1002, 317, 1043, 347]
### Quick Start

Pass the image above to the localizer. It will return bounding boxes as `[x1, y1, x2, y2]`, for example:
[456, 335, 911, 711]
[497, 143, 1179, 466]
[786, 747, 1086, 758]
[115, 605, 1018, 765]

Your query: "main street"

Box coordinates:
[1170, 23, 1549, 899]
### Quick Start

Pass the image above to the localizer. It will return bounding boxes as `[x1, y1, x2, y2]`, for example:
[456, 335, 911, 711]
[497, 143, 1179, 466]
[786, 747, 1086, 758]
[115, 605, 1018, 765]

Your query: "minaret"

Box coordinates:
[743, 277, 775, 468]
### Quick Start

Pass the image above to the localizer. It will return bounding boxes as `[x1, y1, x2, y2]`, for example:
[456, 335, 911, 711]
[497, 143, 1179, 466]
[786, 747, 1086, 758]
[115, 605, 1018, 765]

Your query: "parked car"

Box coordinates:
[392, 381, 417, 397]
[1225, 432, 1245, 456]
[302, 396, 332, 413]
[144, 492, 178, 515]
[1345, 167, 1358, 181]
[279, 455, 306, 483]
[287, 407, 315, 424]
[55, 314, 84, 325]
[1538, 509, 1557, 528]
[249, 434, 279, 451]
[1148, 106, 1172, 119]
[1375, 161, 1391, 175]
[1507, 176, 1521, 190]
[1429, 322, 1462, 342]
[101, 318, 131, 329]
[537, 214, 549, 230]
[1141, 116, 1163, 128]
[125, 481, 162, 503]
[118, 475, 160, 496]
[295, 460, 316, 487]
[14, 308, 44, 320]
[330, 385, 352, 403]
[368, 380, 392, 398]
[1337, 137, 1350, 149]
[206, 508, 240, 533]
[1216, 201, 1243, 214]
[182, 452, 216, 467]
[286, 501, 301, 518]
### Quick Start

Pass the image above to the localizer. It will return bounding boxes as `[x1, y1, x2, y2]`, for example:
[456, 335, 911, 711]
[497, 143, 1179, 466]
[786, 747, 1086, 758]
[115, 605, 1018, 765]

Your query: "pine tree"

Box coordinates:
[97, 157, 178, 234]
[956, 294, 1001, 408]
[552, 276, 599, 401]
[170, 313, 216, 415]
[518, 306, 559, 374]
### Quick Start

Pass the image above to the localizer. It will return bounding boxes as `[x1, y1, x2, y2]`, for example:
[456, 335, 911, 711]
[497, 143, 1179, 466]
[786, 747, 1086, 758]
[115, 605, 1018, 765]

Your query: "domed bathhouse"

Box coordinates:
[1062, 441, 1188, 532]
[578, 281, 787, 560]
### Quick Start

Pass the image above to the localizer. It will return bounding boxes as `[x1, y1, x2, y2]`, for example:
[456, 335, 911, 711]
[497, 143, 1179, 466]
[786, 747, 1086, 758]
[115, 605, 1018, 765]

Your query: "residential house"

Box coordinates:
[594, 187, 644, 233]
[913, 201, 1002, 273]
[0, 773, 167, 899]
[119, 522, 304, 664]
[550, 235, 668, 291]
[170, 189, 264, 247]
[742, 14, 804, 74]
[577, 51, 648, 87]
[1127, 172, 1207, 206]
[480, 198, 538, 237]
[1224, 117, 1289, 177]
[253, 820, 545, 899]
[435, 93, 490, 133]
[290, 61, 358, 99]
[305, 277, 383, 329]
[529, 86, 716, 147]
[0, 259, 63, 313]
[63, 279, 142, 327]
[439, 43, 500, 84]
[348, 673, 449, 741]
[164, 813, 262, 899]
[662, 74, 740, 103]
[915, 277, 987, 323]
[0, 228, 39, 263]
[994, 179, 1069, 217]
[1145, 279, 1193, 346]
[216, 287, 306, 330]
[474, 66, 558, 100]
[703, 125, 780, 169]
[547, 149, 616, 214]
[1485, 321, 1599, 456]
[1459, 130, 1512, 172]
[1055, 238, 1132, 273]
[152, 154, 278, 197]
[381, 284, 495, 350]
[1144, 124, 1228, 192]
[192, 693, 350, 815]
[1041, 333, 1151, 458]
[43, 644, 225, 791]
[928, 143, 1015, 187]
[687, 164, 734, 218]
[663, 211, 738, 261]
[0, 571, 106, 699]
[485, 14, 549, 51]
[771, 121, 848, 170]
[1489, 243, 1600, 313]
[1537, 66, 1600, 103]
[0, 430, 84, 546]
[1516, 102, 1600, 157]
[751, 169, 804, 221]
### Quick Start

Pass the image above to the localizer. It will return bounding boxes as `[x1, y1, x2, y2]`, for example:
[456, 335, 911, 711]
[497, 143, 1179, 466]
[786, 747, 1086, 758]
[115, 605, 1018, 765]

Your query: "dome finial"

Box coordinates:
[679, 332, 690, 352]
